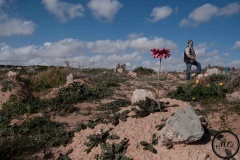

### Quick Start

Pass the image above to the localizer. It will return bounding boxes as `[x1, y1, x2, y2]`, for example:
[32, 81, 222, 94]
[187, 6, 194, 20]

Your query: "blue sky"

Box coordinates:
[0, 0, 240, 71]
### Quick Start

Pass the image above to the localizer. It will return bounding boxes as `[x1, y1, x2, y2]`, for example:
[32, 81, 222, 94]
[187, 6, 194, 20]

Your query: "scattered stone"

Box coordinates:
[207, 68, 219, 76]
[9, 119, 23, 126]
[66, 73, 73, 84]
[196, 74, 204, 80]
[226, 90, 240, 103]
[117, 68, 124, 73]
[73, 79, 84, 83]
[178, 74, 186, 79]
[191, 73, 196, 78]
[7, 71, 19, 82]
[128, 71, 138, 78]
[158, 106, 204, 144]
[167, 74, 177, 80]
[131, 89, 155, 104]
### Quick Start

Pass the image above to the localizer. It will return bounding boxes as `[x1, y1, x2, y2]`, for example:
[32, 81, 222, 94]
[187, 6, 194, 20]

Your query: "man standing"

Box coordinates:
[184, 39, 201, 80]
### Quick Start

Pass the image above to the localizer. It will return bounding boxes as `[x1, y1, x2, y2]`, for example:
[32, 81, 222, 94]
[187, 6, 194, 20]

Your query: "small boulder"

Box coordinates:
[128, 71, 138, 78]
[131, 89, 155, 104]
[66, 73, 73, 84]
[178, 74, 186, 80]
[7, 71, 19, 81]
[158, 106, 204, 144]
[226, 91, 240, 103]
[117, 68, 124, 73]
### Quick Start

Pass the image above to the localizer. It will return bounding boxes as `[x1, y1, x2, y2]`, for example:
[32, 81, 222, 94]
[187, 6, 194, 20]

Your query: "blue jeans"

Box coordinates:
[186, 60, 201, 80]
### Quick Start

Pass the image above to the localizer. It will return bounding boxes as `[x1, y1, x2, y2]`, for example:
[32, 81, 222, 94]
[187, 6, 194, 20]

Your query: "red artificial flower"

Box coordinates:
[150, 48, 171, 60]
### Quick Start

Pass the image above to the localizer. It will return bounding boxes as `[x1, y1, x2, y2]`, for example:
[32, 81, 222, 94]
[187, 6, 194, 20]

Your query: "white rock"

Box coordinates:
[226, 91, 240, 103]
[128, 71, 138, 78]
[117, 68, 124, 73]
[66, 73, 73, 84]
[207, 68, 219, 76]
[158, 106, 204, 144]
[131, 89, 155, 104]
[7, 71, 18, 81]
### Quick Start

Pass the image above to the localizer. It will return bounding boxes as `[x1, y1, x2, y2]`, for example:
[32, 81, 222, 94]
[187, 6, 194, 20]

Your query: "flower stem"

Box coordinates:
[157, 59, 162, 110]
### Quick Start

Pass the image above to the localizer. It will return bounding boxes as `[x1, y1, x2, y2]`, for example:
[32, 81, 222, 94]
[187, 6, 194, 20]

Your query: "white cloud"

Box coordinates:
[2, 38, 239, 71]
[192, 43, 207, 58]
[230, 60, 240, 68]
[0, 0, 4, 6]
[87, 40, 128, 53]
[0, 36, 177, 70]
[180, 2, 240, 27]
[149, 6, 173, 22]
[189, 4, 218, 23]
[207, 50, 218, 56]
[88, 0, 122, 21]
[0, 18, 35, 36]
[42, 0, 84, 23]
[179, 18, 191, 27]
[129, 37, 177, 52]
[128, 33, 144, 39]
[0, 1, 36, 36]
[232, 41, 240, 49]
[223, 53, 229, 56]
[218, 2, 240, 16]
[86, 36, 177, 54]
[106, 52, 142, 63]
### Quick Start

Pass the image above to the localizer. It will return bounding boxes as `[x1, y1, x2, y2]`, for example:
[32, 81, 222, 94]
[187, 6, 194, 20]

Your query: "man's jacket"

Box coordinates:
[184, 46, 196, 63]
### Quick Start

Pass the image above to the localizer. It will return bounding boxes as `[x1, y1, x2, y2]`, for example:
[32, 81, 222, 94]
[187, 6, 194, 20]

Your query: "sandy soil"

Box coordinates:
[1, 73, 240, 160]
[47, 98, 240, 160]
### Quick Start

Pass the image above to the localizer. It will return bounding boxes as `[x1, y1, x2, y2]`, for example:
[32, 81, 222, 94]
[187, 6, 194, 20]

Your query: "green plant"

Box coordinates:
[86, 120, 101, 129]
[132, 97, 163, 118]
[168, 83, 227, 102]
[96, 99, 131, 113]
[150, 48, 171, 110]
[0, 117, 74, 160]
[109, 110, 130, 126]
[8, 94, 17, 102]
[207, 128, 220, 136]
[94, 138, 131, 160]
[151, 133, 158, 145]
[1, 80, 15, 92]
[74, 123, 87, 132]
[222, 71, 240, 92]
[133, 66, 155, 75]
[29, 68, 69, 92]
[84, 128, 118, 154]
[140, 141, 157, 154]
[57, 149, 73, 160]
[0, 110, 10, 125]
[225, 149, 237, 160]
[155, 123, 165, 131]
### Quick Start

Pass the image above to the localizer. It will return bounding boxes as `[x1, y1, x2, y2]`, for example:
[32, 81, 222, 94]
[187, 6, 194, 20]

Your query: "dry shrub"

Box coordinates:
[222, 71, 240, 92]
[30, 68, 70, 91]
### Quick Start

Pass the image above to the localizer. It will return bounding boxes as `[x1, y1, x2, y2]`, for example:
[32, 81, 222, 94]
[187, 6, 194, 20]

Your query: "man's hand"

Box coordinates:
[190, 59, 196, 63]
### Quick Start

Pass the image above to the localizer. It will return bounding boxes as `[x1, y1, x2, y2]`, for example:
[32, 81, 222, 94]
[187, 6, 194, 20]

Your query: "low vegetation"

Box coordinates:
[0, 117, 74, 160]
[0, 65, 239, 159]
[0, 66, 126, 159]
[133, 66, 156, 75]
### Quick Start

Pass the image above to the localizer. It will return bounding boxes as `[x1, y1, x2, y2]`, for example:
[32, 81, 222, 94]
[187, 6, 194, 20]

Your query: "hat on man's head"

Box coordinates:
[188, 39, 193, 44]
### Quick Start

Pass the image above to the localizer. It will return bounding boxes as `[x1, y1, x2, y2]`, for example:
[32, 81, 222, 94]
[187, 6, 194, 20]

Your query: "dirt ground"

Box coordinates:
[1, 73, 240, 160]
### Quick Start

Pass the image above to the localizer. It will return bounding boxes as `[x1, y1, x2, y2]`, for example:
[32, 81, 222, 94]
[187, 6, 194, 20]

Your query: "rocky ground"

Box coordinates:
[0, 69, 240, 160]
